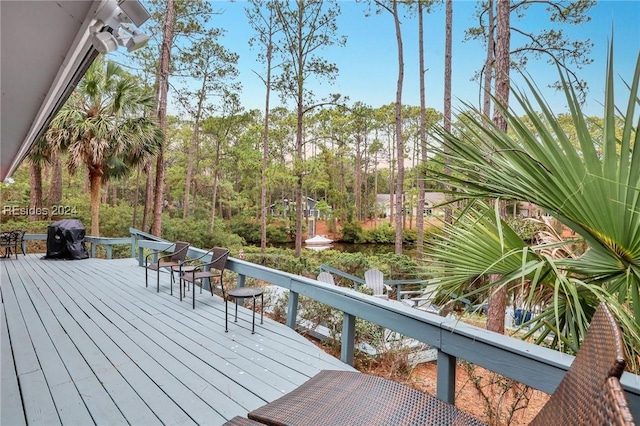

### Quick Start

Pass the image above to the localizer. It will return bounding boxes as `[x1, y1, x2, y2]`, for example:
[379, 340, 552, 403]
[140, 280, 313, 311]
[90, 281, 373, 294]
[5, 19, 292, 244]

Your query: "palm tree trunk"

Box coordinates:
[89, 172, 102, 236]
[29, 162, 43, 222]
[48, 153, 62, 207]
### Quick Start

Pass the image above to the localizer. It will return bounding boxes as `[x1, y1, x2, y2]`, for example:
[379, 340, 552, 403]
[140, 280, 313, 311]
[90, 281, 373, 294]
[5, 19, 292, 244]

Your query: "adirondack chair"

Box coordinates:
[316, 271, 335, 285]
[400, 279, 442, 313]
[364, 268, 392, 300]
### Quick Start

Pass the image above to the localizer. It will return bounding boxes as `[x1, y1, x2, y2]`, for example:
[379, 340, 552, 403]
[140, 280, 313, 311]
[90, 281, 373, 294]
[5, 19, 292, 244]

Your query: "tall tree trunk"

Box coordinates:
[133, 165, 141, 228]
[48, 153, 62, 207]
[183, 85, 205, 219]
[260, 43, 273, 255]
[89, 171, 102, 236]
[444, 0, 453, 226]
[483, 0, 495, 117]
[210, 172, 219, 233]
[142, 164, 154, 232]
[354, 135, 362, 221]
[486, 0, 511, 335]
[416, 1, 426, 259]
[388, 131, 395, 224]
[29, 162, 43, 222]
[393, 0, 405, 254]
[152, 0, 176, 237]
[294, 67, 304, 256]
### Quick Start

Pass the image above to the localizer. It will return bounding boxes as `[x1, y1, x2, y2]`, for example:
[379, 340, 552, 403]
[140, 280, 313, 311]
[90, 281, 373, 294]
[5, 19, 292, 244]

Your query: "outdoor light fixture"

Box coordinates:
[90, 0, 150, 55]
[116, 23, 150, 52]
[90, 27, 119, 55]
[117, 0, 150, 27]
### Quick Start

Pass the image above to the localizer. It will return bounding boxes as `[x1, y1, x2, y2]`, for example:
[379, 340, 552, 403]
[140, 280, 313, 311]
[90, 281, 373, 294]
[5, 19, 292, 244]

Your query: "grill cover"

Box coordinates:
[45, 219, 89, 260]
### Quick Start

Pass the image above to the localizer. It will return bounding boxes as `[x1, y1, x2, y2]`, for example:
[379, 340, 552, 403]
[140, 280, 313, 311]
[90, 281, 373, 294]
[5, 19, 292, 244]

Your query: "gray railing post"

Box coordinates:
[237, 274, 246, 288]
[341, 312, 356, 366]
[286, 291, 299, 330]
[436, 350, 457, 404]
[90, 242, 97, 258]
[131, 234, 136, 258]
[138, 246, 145, 266]
[106, 244, 113, 259]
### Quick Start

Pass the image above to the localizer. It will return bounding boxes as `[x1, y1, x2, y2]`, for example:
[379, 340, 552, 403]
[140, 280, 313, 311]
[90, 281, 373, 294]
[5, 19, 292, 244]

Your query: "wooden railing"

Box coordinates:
[134, 236, 640, 419]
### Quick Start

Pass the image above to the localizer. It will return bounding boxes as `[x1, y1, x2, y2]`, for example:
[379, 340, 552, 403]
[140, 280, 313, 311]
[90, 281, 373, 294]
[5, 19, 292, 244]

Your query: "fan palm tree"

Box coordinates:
[426, 45, 640, 370]
[46, 58, 163, 236]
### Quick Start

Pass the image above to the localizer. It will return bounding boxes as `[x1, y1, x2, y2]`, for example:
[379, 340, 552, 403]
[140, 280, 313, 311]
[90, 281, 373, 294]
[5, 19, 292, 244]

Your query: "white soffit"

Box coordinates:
[0, 0, 104, 181]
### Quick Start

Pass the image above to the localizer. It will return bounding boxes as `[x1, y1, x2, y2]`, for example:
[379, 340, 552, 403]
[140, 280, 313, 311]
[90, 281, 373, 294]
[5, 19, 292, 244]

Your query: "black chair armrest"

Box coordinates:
[144, 243, 176, 265]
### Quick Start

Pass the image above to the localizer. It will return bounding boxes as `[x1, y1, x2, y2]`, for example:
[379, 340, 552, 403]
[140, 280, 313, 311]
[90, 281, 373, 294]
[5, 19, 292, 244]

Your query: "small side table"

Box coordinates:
[226, 287, 264, 334]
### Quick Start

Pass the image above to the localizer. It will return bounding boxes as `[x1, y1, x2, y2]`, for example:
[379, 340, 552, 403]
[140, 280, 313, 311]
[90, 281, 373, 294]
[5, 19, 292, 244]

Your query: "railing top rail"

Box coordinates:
[134, 240, 640, 417]
[129, 227, 168, 242]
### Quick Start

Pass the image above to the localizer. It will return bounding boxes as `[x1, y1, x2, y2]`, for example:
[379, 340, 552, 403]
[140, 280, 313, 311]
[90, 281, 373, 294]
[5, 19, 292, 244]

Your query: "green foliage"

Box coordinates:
[504, 216, 546, 241]
[162, 216, 244, 249]
[363, 222, 394, 243]
[229, 217, 292, 244]
[426, 46, 640, 369]
[340, 220, 366, 243]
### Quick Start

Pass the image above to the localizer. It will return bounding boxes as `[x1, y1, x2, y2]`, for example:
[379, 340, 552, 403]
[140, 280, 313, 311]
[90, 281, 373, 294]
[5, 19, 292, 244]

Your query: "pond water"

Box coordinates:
[258, 242, 419, 258]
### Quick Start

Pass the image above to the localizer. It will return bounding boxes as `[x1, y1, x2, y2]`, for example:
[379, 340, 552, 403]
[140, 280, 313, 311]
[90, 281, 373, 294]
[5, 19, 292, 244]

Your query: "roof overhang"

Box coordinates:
[0, 0, 149, 182]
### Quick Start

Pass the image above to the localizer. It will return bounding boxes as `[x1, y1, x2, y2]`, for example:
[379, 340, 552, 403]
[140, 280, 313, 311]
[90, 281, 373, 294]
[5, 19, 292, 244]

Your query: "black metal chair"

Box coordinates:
[145, 241, 190, 294]
[180, 247, 229, 309]
[12, 230, 26, 256]
[0, 231, 14, 258]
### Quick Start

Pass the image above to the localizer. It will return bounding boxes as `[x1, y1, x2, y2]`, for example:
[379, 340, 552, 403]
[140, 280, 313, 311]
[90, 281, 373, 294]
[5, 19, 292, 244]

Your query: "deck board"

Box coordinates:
[1, 303, 27, 426]
[1, 254, 354, 425]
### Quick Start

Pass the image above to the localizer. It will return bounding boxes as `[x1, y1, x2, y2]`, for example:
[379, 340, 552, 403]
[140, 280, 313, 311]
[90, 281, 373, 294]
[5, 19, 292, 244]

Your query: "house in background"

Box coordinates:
[375, 193, 448, 220]
[269, 197, 332, 220]
[376, 194, 547, 221]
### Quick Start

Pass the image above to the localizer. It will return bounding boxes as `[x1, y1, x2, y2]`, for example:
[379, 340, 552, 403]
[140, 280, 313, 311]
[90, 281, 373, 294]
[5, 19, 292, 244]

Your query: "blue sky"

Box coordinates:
[138, 1, 640, 118]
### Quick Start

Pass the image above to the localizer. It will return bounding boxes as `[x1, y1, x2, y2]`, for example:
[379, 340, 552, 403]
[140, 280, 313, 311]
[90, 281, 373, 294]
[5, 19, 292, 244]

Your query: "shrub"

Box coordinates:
[341, 220, 366, 243]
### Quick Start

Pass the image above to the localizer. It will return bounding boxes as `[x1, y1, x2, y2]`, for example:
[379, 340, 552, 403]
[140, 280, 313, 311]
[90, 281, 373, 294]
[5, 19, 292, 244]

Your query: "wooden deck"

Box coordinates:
[1, 254, 354, 425]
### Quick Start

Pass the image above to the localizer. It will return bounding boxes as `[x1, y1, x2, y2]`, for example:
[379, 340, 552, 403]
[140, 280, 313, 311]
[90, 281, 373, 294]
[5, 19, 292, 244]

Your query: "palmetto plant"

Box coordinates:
[426, 46, 640, 370]
[46, 58, 163, 237]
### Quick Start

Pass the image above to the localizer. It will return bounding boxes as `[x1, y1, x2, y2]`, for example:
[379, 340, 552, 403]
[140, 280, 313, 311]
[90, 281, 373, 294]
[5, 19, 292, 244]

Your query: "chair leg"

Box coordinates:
[157, 268, 160, 292]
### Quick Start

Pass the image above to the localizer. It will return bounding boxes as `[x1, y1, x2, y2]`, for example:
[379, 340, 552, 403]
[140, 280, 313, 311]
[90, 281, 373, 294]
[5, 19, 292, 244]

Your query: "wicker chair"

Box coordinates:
[179, 247, 229, 309]
[529, 302, 629, 425]
[602, 376, 636, 425]
[246, 370, 486, 426]
[145, 241, 190, 294]
[223, 302, 634, 426]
